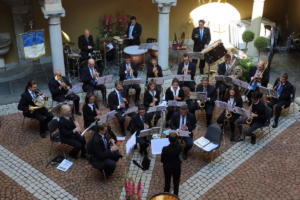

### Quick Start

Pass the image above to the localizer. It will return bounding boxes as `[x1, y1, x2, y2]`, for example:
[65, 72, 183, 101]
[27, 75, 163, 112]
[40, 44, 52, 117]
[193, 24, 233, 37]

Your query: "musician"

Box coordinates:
[128, 106, 151, 155]
[165, 78, 185, 126]
[108, 80, 129, 136]
[78, 29, 95, 60]
[196, 77, 217, 127]
[161, 132, 182, 196]
[48, 70, 81, 115]
[124, 16, 142, 46]
[216, 54, 231, 100]
[182, 87, 198, 116]
[81, 58, 107, 103]
[216, 87, 243, 141]
[82, 93, 101, 128]
[177, 54, 196, 91]
[88, 124, 122, 177]
[268, 73, 294, 128]
[192, 19, 211, 74]
[18, 80, 53, 138]
[170, 105, 196, 160]
[119, 56, 141, 105]
[236, 91, 267, 144]
[147, 57, 163, 94]
[247, 61, 269, 88]
[143, 81, 161, 126]
[58, 104, 86, 159]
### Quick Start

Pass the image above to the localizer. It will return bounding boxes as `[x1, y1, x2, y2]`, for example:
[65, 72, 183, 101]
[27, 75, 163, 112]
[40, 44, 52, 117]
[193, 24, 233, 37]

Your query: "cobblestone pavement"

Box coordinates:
[0, 101, 299, 200]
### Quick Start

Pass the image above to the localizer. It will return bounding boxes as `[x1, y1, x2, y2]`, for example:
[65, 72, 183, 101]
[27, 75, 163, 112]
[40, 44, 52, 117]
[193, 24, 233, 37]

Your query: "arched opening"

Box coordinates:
[190, 2, 241, 47]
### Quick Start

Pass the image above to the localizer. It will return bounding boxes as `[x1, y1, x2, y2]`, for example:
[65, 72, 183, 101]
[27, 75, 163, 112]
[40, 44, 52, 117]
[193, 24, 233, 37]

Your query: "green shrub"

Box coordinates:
[254, 36, 269, 52]
[236, 58, 254, 81]
[242, 30, 255, 48]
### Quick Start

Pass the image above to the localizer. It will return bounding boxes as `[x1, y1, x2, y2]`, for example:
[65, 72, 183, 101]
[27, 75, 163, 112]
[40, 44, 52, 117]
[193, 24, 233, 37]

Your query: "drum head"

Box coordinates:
[149, 193, 180, 200]
[124, 45, 147, 55]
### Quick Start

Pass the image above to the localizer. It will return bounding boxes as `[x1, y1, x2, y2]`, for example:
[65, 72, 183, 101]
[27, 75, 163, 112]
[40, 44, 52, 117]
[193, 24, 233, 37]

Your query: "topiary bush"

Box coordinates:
[254, 36, 269, 56]
[242, 30, 255, 49]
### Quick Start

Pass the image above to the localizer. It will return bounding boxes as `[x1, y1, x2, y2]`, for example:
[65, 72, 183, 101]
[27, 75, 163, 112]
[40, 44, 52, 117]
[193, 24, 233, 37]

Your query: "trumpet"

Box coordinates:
[55, 75, 69, 90]
[225, 110, 232, 119]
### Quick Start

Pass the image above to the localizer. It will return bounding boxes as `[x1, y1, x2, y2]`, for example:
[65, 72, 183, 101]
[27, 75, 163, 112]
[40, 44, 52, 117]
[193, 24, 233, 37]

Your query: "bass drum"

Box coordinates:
[149, 193, 180, 200]
[124, 45, 147, 69]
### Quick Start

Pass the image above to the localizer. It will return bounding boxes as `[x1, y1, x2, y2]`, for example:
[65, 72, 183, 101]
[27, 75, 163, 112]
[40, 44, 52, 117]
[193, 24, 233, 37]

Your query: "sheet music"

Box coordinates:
[177, 129, 191, 137]
[151, 138, 170, 155]
[96, 75, 113, 85]
[202, 142, 218, 152]
[231, 78, 249, 89]
[194, 137, 210, 148]
[167, 100, 187, 107]
[123, 78, 143, 86]
[241, 108, 252, 118]
[147, 105, 167, 113]
[139, 127, 161, 137]
[215, 75, 225, 81]
[126, 132, 136, 154]
[69, 83, 82, 94]
[215, 100, 228, 109]
[190, 92, 207, 100]
[173, 74, 192, 81]
[57, 159, 73, 172]
[123, 106, 138, 116]
[147, 77, 164, 85]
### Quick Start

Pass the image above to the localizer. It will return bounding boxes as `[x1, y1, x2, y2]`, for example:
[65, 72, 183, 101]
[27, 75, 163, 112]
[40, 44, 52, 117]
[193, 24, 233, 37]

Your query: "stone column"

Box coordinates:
[153, 0, 177, 71]
[247, 0, 266, 61]
[41, 1, 66, 75]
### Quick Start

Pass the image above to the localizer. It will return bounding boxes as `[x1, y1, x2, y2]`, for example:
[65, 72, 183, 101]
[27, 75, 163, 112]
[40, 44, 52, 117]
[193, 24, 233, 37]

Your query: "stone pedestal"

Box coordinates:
[247, 0, 266, 61]
[153, 0, 177, 71]
[41, 2, 66, 75]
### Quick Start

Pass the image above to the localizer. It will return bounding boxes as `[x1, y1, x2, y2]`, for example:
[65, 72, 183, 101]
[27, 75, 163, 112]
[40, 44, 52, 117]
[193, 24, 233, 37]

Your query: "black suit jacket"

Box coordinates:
[177, 62, 196, 80]
[247, 66, 270, 87]
[128, 114, 147, 134]
[252, 101, 267, 124]
[196, 84, 217, 104]
[89, 132, 117, 161]
[81, 66, 102, 91]
[78, 35, 94, 53]
[82, 104, 98, 128]
[165, 87, 184, 101]
[146, 64, 163, 79]
[58, 117, 77, 140]
[273, 79, 294, 103]
[126, 23, 142, 45]
[192, 27, 211, 52]
[48, 76, 72, 101]
[107, 90, 128, 111]
[119, 62, 138, 81]
[143, 89, 161, 108]
[217, 62, 228, 75]
[18, 90, 36, 114]
[161, 143, 182, 169]
[170, 112, 196, 136]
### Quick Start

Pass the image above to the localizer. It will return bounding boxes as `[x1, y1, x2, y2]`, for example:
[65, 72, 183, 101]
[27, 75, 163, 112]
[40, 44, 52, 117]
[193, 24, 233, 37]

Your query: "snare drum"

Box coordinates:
[201, 40, 227, 64]
[124, 45, 147, 65]
[148, 45, 159, 58]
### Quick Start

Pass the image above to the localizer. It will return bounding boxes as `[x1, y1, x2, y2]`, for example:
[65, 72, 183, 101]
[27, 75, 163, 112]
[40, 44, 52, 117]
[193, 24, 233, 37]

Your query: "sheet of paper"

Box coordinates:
[126, 132, 136, 154]
[151, 138, 170, 155]
[194, 137, 210, 148]
[57, 159, 73, 172]
[202, 142, 218, 152]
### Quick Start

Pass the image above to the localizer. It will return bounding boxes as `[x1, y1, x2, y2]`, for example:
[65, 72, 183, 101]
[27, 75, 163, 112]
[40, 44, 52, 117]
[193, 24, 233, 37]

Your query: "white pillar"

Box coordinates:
[247, 0, 266, 61]
[158, 6, 171, 70]
[48, 15, 65, 75]
[153, 0, 177, 71]
[41, 1, 66, 75]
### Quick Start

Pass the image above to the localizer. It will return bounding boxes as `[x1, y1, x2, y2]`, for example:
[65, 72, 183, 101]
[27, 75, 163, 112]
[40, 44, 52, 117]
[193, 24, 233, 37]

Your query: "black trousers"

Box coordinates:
[61, 132, 86, 156]
[83, 83, 107, 102]
[163, 166, 181, 196]
[215, 81, 228, 101]
[53, 93, 80, 113]
[235, 118, 265, 137]
[268, 98, 290, 123]
[123, 84, 141, 102]
[146, 111, 161, 127]
[204, 103, 214, 126]
[91, 153, 121, 177]
[217, 111, 239, 139]
[192, 59, 206, 74]
[24, 108, 53, 134]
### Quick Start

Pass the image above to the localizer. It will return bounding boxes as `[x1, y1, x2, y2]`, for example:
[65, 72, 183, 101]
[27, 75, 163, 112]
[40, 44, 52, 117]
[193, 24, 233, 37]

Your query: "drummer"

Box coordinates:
[119, 56, 141, 105]
[78, 29, 95, 61]
[124, 16, 142, 46]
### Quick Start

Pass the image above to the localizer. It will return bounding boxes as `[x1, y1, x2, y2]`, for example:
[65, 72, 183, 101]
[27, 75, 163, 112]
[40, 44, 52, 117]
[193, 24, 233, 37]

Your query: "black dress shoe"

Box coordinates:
[272, 122, 278, 128]
[251, 135, 256, 145]
[230, 137, 235, 142]
[81, 153, 87, 159]
[40, 132, 47, 138]
[75, 111, 82, 116]
[237, 137, 244, 142]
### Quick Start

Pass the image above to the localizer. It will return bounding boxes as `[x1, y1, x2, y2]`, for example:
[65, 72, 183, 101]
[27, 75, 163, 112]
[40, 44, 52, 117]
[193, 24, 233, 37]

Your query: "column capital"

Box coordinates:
[153, 0, 177, 13]
[41, 0, 65, 19]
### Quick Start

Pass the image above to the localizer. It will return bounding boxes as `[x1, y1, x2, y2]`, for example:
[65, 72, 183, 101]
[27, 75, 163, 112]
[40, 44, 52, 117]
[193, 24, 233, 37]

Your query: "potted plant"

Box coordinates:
[254, 36, 269, 57]
[242, 30, 255, 50]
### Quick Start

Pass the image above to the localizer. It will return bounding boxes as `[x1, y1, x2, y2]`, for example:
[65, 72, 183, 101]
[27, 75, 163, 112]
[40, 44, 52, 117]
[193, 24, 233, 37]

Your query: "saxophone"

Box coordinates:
[245, 104, 253, 125]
